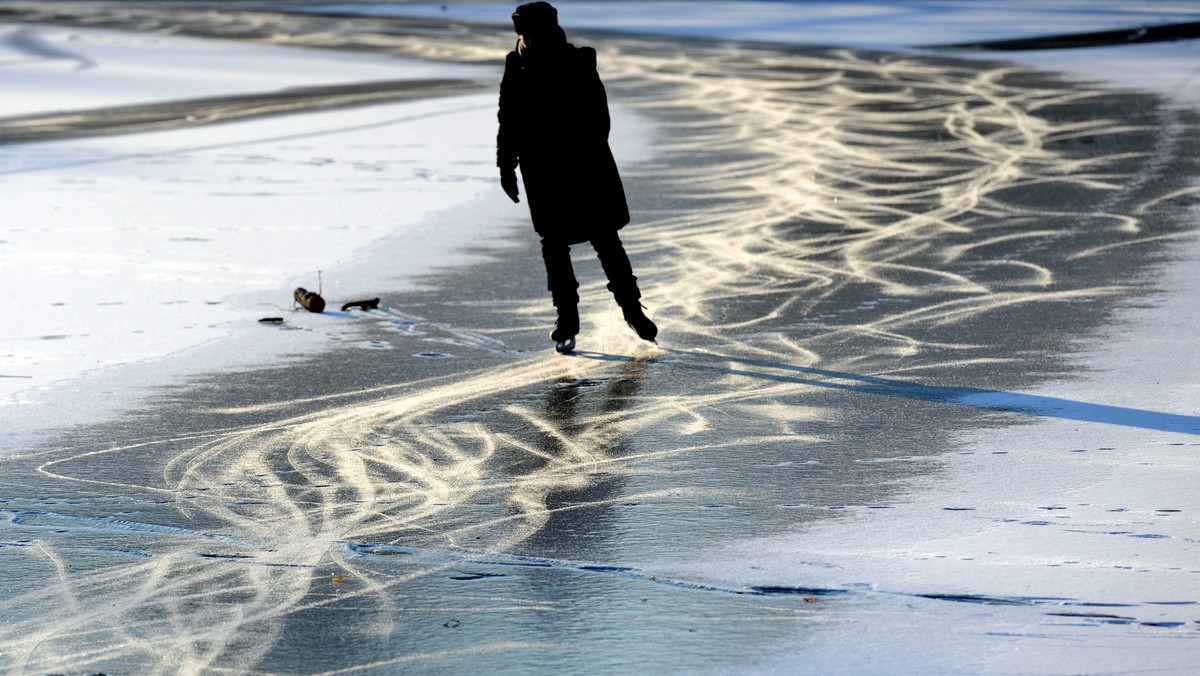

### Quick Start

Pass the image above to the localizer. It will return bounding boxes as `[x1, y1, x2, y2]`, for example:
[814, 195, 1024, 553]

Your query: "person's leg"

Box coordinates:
[591, 231, 657, 342]
[590, 230, 640, 306]
[540, 238, 580, 306]
[540, 237, 580, 342]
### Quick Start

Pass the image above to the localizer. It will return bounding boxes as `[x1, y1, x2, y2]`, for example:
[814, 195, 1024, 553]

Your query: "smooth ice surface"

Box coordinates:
[1, 2, 1199, 674]
[685, 232, 1200, 673]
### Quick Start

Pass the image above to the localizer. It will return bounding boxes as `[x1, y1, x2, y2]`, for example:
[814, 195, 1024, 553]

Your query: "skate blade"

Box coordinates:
[555, 337, 576, 353]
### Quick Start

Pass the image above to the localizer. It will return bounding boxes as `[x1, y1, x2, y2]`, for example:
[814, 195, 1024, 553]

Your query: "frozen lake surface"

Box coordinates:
[1, 1, 1199, 673]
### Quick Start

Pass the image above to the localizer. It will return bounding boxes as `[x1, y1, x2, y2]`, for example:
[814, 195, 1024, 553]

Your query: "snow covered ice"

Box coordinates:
[1, 1, 1199, 674]
[0, 25, 519, 439]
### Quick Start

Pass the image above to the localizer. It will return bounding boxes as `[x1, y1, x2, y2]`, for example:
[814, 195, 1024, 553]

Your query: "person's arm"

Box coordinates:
[497, 52, 521, 202]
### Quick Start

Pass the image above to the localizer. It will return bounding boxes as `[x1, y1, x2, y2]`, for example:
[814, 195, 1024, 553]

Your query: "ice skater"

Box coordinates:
[497, 1, 657, 353]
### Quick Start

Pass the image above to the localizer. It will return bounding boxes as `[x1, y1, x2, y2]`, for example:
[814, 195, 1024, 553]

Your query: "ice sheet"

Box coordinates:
[684, 231, 1200, 672]
[569, 5, 1200, 669]
[1, 2, 1199, 672]
[295, 0, 1200, 50]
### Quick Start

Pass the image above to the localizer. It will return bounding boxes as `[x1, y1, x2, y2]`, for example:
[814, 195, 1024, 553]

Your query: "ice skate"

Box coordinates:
[550, 304, 579, 353]
[622, 302, 657, 343]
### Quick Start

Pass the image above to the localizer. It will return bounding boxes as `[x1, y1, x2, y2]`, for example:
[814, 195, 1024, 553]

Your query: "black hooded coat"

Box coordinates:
[497, 35, 630, 245]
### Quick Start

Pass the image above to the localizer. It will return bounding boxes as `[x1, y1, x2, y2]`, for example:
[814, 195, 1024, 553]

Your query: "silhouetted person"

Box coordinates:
[497, 2, 657, 353]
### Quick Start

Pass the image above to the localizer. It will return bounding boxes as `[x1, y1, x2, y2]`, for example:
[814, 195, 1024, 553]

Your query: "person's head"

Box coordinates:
[512, 2, 558, 47]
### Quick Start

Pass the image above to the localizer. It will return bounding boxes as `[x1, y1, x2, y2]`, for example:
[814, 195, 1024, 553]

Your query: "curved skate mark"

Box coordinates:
[35, 426, 283, 493]
[2, 509, 255, 549]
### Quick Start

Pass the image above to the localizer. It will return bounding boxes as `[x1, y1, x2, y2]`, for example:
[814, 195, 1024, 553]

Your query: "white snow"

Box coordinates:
[0, 24, 487, 117]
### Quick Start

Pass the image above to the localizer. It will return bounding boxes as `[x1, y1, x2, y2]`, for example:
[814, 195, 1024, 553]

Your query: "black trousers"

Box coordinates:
[540, 230, 640, 308]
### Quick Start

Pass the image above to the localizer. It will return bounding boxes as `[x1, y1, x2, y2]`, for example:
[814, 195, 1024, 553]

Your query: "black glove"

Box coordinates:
[500, 167, 520, 203]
